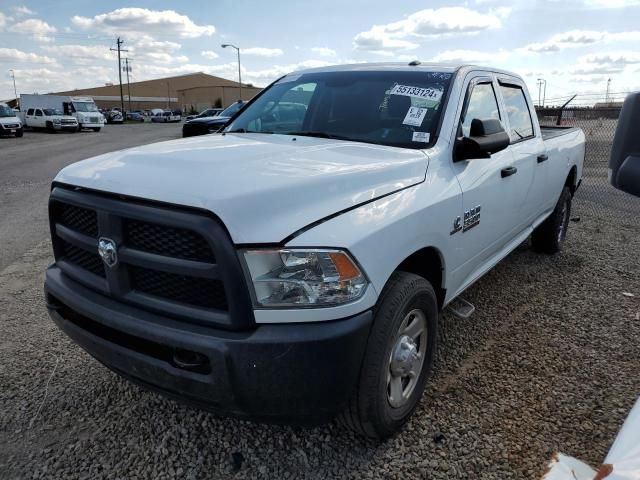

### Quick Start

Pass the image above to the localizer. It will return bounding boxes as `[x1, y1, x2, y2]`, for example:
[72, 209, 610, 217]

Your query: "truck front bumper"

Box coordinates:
[45, 265, 372, 424]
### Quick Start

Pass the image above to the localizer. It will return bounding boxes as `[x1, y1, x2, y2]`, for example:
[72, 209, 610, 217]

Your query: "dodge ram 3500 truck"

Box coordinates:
[44, 63, 585, 439]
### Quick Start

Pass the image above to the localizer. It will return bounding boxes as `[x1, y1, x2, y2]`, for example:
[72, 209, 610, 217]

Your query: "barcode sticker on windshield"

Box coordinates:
[390, 85, 443, 102]
[412, 131, 430, 143]
[403, 107, 428, 127]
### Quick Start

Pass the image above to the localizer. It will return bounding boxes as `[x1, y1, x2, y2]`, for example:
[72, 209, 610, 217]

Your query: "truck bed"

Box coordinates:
[540, 126, 582, 141]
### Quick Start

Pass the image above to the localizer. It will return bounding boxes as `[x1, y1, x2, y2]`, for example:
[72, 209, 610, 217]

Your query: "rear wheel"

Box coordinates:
[531, 186, 572, 254]
[340, 271, 438, 439]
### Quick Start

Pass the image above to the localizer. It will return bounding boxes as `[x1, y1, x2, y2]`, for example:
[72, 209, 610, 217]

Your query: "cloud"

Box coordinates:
[0, 47, 57, 64]
[0, 13, 6, 29]
[353, 7, 504, 53]
[572, 51, 640, 76]
[41, 44, 114, 62]
[242, 47, 284, 57]
[8, 18, 57, 42]
[524, 29, 640, 52]
[72, 8, 215, 39]
[311, 47, 337, 57]
[12, 6, 36, 16]
[201, 50, 219, 59]
[430, 49, 509, 63]
[584, 0, 640, 7]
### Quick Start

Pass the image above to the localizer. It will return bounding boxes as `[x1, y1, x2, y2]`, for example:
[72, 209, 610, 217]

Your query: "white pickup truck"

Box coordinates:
[44, 63, 585, 438]
[23, 107, 78, 132]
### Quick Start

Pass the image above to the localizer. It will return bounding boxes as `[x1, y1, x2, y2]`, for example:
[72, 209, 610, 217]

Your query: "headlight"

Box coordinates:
[242, 249, 368, 308]
[53, 119, 61, 124]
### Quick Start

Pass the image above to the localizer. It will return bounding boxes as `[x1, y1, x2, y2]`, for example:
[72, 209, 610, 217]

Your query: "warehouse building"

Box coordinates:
[52, 72, 262, 112]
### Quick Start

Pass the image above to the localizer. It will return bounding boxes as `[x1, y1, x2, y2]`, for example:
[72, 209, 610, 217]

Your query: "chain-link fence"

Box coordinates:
[536, 106, 640, 222]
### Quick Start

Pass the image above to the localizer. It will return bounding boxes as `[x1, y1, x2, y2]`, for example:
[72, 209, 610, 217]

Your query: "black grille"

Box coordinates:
[125, 219, 215, 262]
[61, 241, 105, 278]
[59, 203, 99, 238]
[130, 266, 227, 310]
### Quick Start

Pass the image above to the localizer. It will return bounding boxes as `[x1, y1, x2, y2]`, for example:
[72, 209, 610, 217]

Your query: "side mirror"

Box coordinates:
[610, 92, 640, 197]
[456, 118, 510, 161]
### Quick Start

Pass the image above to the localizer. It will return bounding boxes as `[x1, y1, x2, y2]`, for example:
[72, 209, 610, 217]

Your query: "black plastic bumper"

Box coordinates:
[45, 265, 372, 424]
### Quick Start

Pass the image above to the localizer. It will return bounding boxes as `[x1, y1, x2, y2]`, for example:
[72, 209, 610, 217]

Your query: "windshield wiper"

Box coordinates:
[284, 131, 352, 141]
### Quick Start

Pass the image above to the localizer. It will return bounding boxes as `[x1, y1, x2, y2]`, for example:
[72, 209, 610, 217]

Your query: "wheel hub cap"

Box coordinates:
[387, 309, 428, 409]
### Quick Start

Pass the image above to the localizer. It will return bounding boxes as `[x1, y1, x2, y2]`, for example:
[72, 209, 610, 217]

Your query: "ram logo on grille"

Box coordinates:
[98, 238, 118, 268]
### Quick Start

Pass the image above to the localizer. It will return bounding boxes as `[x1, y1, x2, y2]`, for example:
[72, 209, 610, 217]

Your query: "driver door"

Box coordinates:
[449, 75, 520, 291]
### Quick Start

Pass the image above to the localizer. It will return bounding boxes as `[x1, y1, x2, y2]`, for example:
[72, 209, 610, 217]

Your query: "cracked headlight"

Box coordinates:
[242, 249, 368, 308]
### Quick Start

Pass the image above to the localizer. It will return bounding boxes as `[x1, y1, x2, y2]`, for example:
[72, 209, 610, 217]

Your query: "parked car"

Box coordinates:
[22, 107, 78, 132]
[126, 112, 145, 122]
[20, 94, 103, 132]
[182, 100, 246, 137]
[44, 63, 585, 439]
[105, 109, 124, 124]
[0, 102, 24, 137]
[185, 108, 224, 121]
[609, 91, 640, 197]
[151, 110, 181, 123]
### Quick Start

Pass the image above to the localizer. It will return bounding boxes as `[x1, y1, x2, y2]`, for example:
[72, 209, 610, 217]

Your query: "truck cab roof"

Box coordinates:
[290, 62, 523, 81]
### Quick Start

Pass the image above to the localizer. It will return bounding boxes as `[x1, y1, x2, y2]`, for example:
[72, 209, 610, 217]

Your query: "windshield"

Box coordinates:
[43, 108, 63, 116]
[225, 71, 452, 148]
[221, 102, 244, 117]
[73, 102, 98, 112]
[0, 105, 15, 118]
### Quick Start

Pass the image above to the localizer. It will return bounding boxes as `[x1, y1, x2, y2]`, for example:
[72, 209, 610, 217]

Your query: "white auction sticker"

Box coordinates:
[276, 74, 302, 85]
[390, 84, 443, 102]
[412, 131, 430, 143]
[403, 107, 428, 127]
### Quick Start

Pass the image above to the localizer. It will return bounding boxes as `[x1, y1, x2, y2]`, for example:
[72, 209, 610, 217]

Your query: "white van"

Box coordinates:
[0, 103, 23, 137]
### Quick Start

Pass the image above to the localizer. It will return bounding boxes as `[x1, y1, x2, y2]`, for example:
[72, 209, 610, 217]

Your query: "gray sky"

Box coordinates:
[1, 0, 639, 105]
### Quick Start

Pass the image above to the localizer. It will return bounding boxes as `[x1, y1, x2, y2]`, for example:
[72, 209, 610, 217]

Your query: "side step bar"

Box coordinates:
[446, 297, 475, 319]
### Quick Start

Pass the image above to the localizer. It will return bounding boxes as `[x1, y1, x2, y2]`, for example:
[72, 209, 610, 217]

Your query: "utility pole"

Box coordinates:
[221, 44, 242, 101]
[537, 78, 547, 107]
[605, 78, 612, 104]
[110, 37, 128, 113]
[166, 82, 170, 109]
[9, 70, 18, 108]
[124, 58, 132, 113]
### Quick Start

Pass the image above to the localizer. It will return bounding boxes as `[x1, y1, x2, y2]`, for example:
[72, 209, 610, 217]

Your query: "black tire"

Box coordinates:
[340, 271, 438, 439]
[531, 186, 572, 254]
[77, 124, 83, 132]
[46, 122, 55, 133]
[92, 127, 101, 132]
[15, 129, 23, 138]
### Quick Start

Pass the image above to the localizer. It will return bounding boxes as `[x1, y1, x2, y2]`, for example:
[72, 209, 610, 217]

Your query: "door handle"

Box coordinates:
[501, 166, 518, 178]
[537, 154, 549, 163]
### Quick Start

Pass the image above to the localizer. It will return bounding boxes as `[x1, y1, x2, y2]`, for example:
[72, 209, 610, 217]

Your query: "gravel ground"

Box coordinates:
[1, 199, 638, 480]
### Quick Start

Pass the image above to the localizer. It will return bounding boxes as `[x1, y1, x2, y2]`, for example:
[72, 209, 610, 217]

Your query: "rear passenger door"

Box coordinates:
[496, 79, 548, 226]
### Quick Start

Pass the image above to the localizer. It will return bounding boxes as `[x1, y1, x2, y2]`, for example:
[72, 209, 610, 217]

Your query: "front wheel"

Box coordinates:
[340, 272, 438, 439]
[92, 127, 101, 132]
[531, 186, 572, 254]
[77, 124, 83, 132]
[15, 129, 23, 138]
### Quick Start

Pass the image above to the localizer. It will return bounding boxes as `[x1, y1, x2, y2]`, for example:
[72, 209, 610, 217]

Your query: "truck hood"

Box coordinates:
[55, 133, 428, 243]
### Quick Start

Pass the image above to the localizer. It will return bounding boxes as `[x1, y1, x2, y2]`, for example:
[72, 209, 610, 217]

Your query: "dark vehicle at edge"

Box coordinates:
[182, 101, 246, 138]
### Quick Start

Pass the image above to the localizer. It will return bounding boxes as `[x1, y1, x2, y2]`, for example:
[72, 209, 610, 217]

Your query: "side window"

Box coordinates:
[35, 109, 43, 117]
[500, 84, 534, 142]
[27, 108, 34, 115]
[461, 82, 500, 138]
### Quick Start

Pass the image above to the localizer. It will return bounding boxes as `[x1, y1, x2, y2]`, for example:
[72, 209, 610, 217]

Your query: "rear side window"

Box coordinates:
[27, 109, 34, 115]
[461, 82, 500, 138]
[500, 85, 534, 141]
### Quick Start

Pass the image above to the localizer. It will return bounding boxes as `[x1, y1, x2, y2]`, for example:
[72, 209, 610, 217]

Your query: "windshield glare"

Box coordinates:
[0, 105, 15, 118]
[73, 102, 98, 112]
[225, 71, 453, 148]
[221, 102, 243, 117]
[43, 108, 63, 116]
